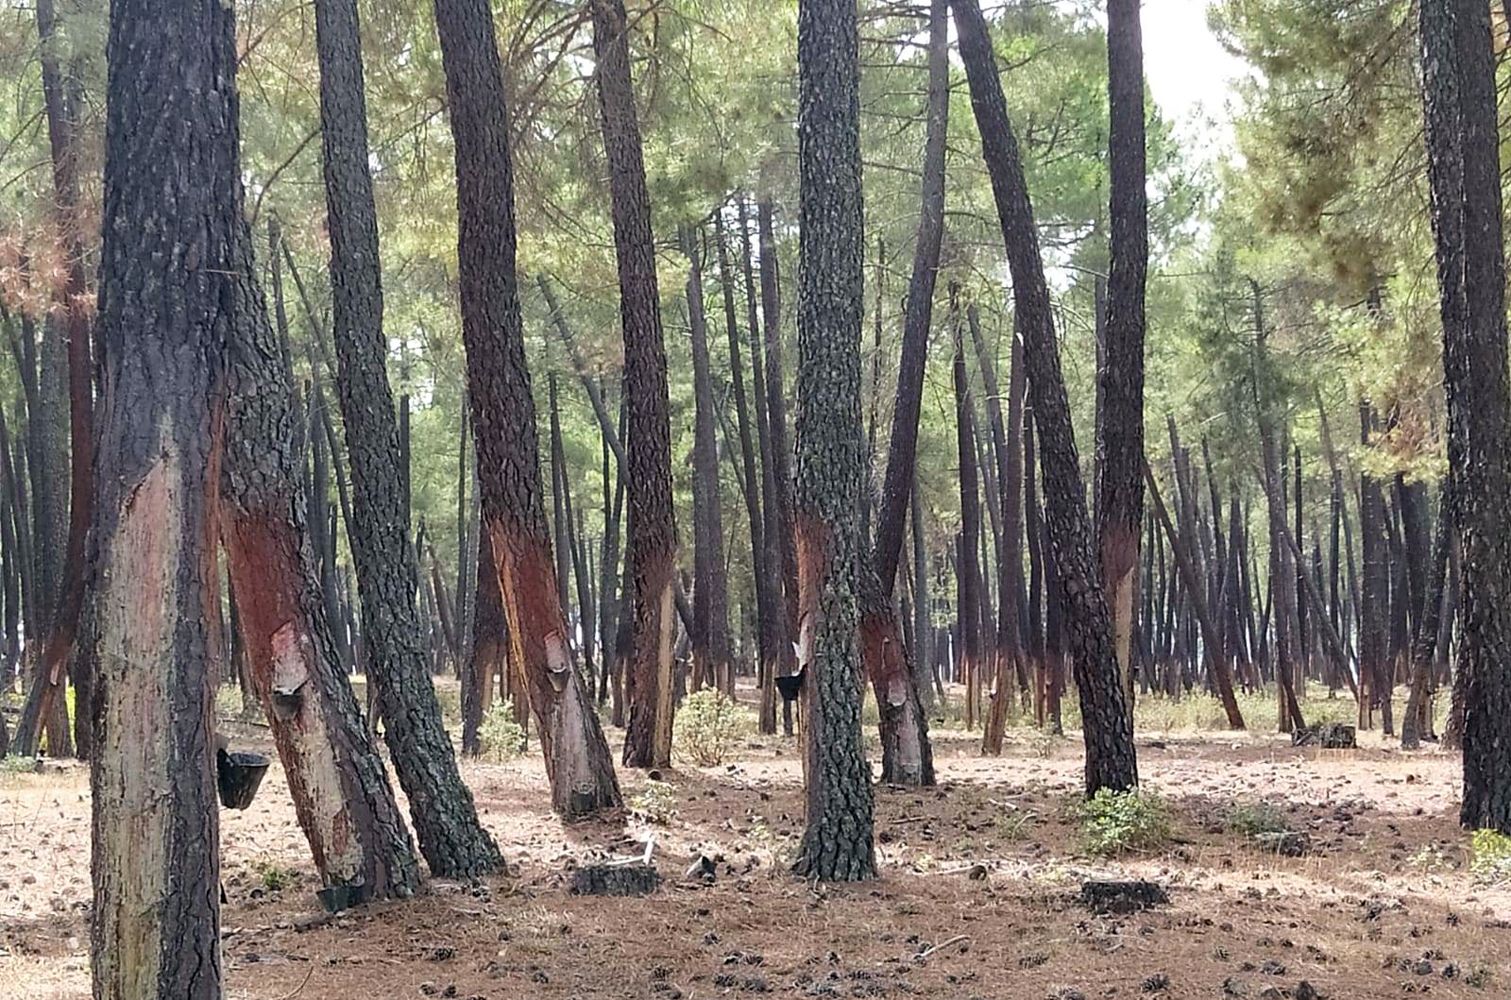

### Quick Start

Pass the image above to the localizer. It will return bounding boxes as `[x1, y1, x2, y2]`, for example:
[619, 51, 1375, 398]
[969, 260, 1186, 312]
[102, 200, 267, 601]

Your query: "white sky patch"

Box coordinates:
[1138, 0, 1253, 160]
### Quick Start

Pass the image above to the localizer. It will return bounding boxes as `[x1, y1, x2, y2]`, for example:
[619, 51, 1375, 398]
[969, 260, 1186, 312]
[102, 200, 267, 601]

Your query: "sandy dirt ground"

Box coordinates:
[3, 698, 1509, 999]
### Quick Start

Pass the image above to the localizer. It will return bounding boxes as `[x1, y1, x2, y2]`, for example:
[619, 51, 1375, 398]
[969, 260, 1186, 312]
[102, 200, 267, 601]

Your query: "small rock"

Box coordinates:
[1142, 972, 1170, 992]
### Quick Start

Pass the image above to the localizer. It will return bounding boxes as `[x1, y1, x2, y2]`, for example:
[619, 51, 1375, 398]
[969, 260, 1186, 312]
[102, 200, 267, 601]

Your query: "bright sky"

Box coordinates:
[1139, 0, 1253, 154]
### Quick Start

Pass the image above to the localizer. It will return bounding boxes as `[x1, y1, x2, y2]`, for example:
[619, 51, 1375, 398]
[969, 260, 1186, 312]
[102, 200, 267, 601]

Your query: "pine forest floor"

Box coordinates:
[2, 682, 1508, 999]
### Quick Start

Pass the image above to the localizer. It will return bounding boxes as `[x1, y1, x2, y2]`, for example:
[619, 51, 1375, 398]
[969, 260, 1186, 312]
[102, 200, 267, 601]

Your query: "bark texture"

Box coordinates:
[433, 0, 622, 815]
[89, 0, 233, 987]
[791, 0, 876, 882]
[316, 0, 503, 873]
[953, 0, 1137, 794]
[1097, 0, 1147, 705]
[1419, 0, 1511, 831]
[591, 0, 679, 769]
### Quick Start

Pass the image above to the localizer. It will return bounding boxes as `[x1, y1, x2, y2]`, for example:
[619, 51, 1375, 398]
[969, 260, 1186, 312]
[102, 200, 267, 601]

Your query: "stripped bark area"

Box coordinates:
[433, 0, 621, 815]
[859, 568, 933, 785]
[223, 207, 419, 899]
[89, 0, 236, 982]
[591, 0, 679, 769]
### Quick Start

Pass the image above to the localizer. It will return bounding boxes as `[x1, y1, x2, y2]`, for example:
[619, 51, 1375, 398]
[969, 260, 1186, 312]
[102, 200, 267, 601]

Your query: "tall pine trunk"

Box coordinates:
[592, 0, 679, 769]
[433, 0, 621, 815]
[792, 0, 876, 881]
[954, 0, 1137, 793]
[1420, 0, 1511, 831]
[88, 0, 232, 985]
[316, 0, 502, 872]
[1097, 0, 1147, 706]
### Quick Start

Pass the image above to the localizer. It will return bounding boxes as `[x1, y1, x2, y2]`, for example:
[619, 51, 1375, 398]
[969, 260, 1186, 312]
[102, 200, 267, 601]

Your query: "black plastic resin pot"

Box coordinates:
[217, 749, 271, 810]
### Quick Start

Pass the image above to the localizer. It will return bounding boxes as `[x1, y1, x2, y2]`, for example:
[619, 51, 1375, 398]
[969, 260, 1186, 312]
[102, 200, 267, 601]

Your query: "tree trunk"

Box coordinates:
[757, 201, 800, 669]
[738, 197, 785, 733]
[592, 0, 679, 769]
[1359, 403, 1392, 732]
[1420, 0, 1511, 830]
[224, 190, 421, 903]
[791, 0, 876, 881]
[1143, 460, 1244, 728]
[684, 226, 733, 696]
[1402, 488, 1449, 749]
[88, 0, 233, 985]
[954, 0, 1136, 793]
[317, 0, 503, 873]
[952, 295, 984, 732]
[1097, 0, 1148, 710]
[433, 0, 622, 815]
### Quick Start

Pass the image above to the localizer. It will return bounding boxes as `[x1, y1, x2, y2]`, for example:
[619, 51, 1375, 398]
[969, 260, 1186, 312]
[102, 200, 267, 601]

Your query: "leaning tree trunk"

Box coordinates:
[952, 295, 984, 732]
[592, 0, 679, 769]
[316, 0, 503, 872]
[854, 0, 945, 783]
[791, 0, 876, 882]
[1420, 0, 1511, 831]
[223, 200, 420, 903]
[89, 0, 234, 986]
[953, 0, 1137, 794]
[1096, 0, 1148, 708]
[433, 0, 621, 815]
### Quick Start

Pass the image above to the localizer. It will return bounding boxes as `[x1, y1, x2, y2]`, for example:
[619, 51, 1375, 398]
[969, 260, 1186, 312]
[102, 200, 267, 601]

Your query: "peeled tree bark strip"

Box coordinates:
[432, 0, 621, 815]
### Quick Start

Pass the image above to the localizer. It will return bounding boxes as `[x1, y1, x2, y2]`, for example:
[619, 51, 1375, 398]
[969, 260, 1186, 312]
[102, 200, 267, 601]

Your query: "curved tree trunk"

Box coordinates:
[954, 0, 1137, 793]
[316, 0, 504, 872]
[433, 0, 621, 815]
[593, 0, 680, 769]
[792, 0, 876, 882]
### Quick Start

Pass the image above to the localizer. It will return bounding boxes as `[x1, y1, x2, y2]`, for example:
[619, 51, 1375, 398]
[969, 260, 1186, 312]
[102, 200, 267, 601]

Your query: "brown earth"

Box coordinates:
[2, 690, 1509, 1000]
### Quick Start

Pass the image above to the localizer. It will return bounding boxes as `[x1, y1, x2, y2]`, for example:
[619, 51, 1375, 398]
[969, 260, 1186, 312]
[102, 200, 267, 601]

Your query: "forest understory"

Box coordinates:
[3, 683, 1503, 1000]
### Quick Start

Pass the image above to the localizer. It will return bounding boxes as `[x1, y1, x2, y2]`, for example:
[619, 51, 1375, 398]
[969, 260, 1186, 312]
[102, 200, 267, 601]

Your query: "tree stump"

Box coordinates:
[570, 864, 661, 897]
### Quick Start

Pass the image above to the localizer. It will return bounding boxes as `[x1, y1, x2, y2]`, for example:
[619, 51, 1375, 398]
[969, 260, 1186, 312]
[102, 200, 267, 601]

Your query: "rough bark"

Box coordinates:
[224, 187, 420, 902]
[317, 0, 503, 873]
[88, 0, 233, 985]
[1420, 0, 1511, 831]
[591, 0, 679, 769]
[433, 0, 622, 815]
[1097, 0, 1147, 710]
[757, 200, 800, 652]
[791, 0, 876, 881]
[954, 0, 1137, 793]
[952, 297, 984, 731]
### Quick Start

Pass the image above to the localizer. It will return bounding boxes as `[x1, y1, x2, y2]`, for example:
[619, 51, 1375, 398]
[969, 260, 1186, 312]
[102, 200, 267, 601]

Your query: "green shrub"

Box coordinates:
[1225, 801, 1290, 838]
[1470, 829, 1511, 884]
[252, 858, 295, 891]
[478, 701, 527, 762]
[673, 689, 752, 766]
[1071, 789, 1172, 857]
[629, 780, 678, 825]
